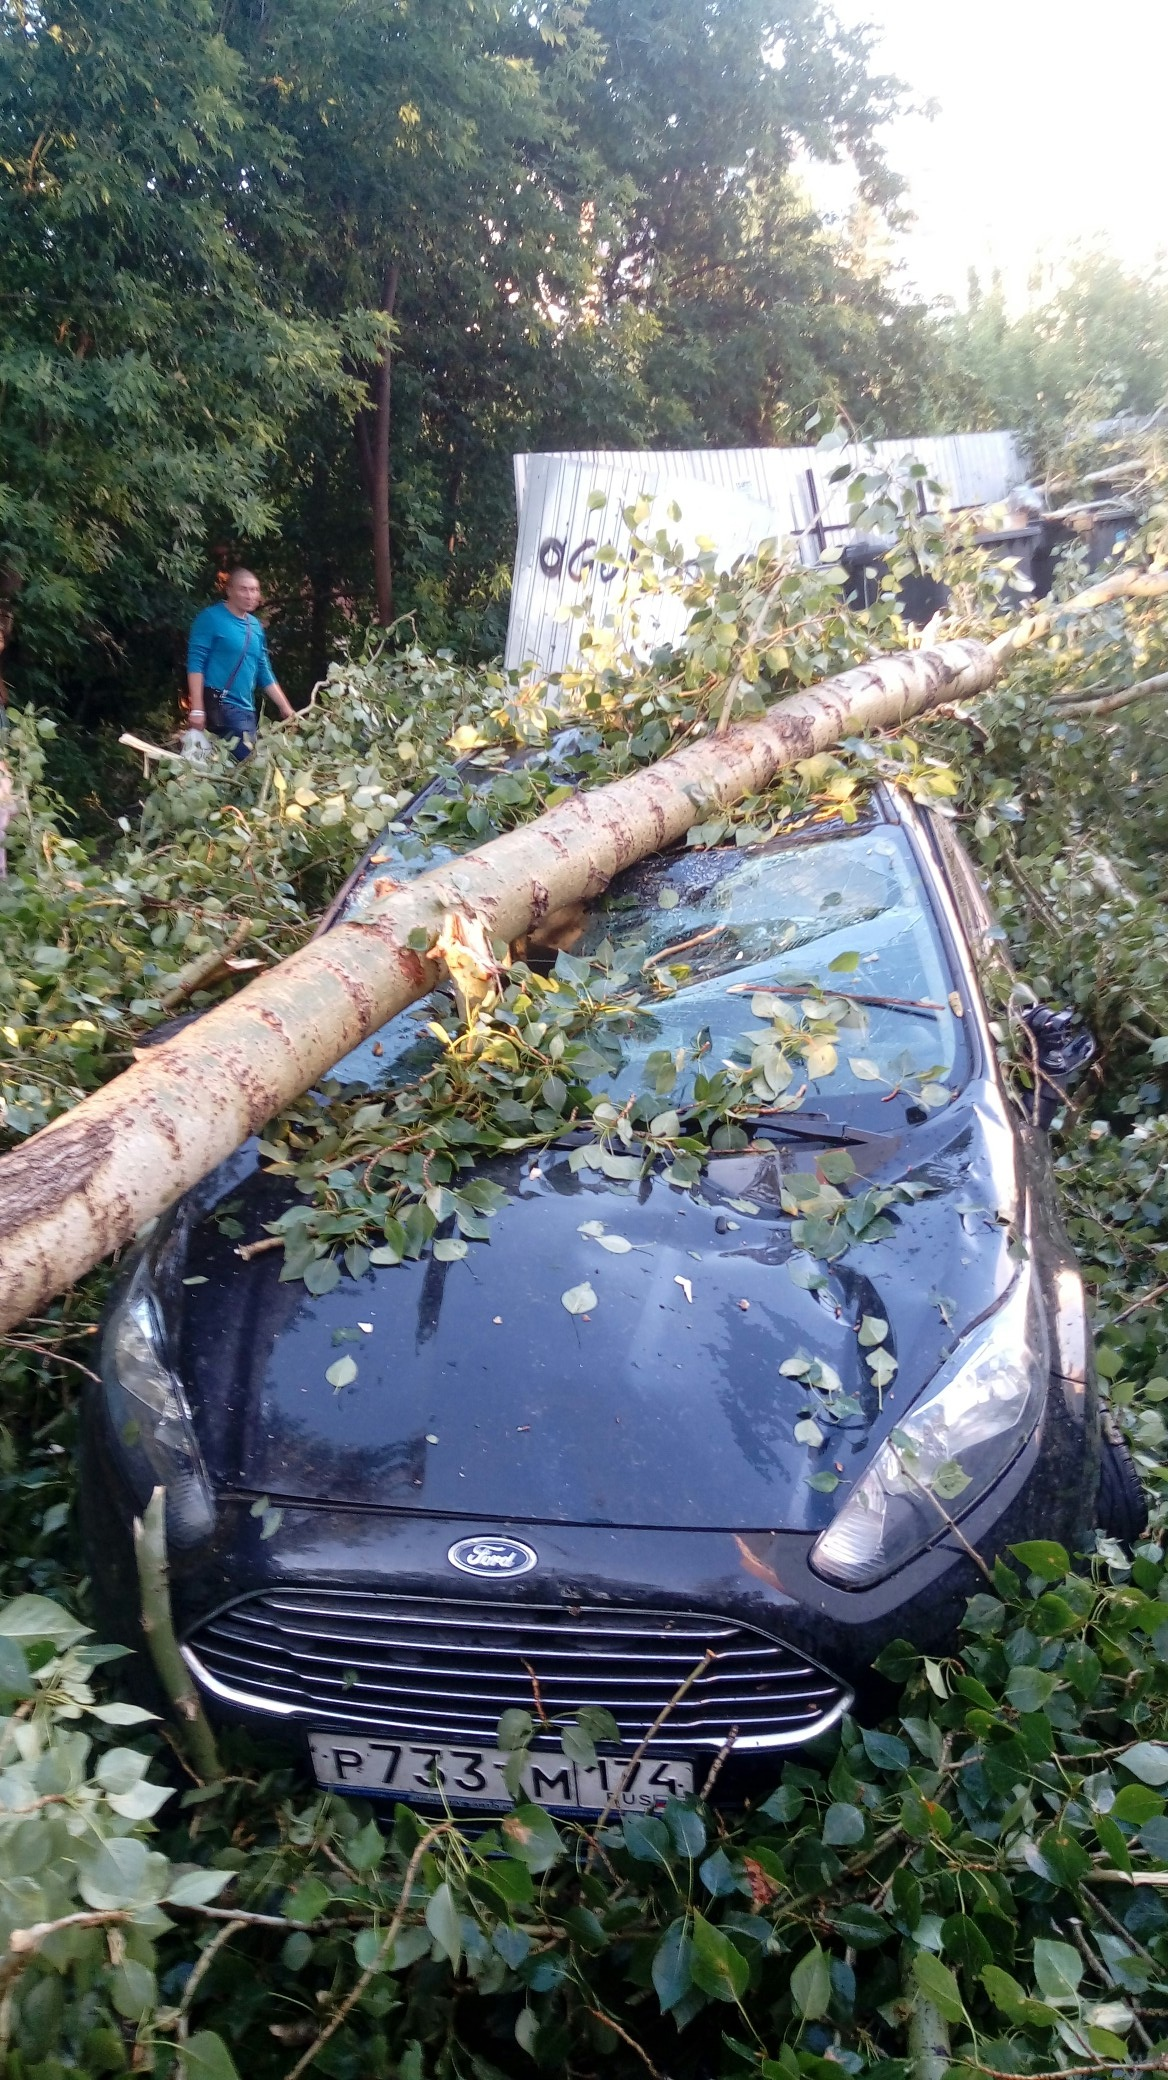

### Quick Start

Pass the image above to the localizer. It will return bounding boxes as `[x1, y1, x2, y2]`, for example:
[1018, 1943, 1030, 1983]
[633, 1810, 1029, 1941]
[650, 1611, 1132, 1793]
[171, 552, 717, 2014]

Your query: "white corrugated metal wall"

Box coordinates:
[504, 431, 1023, 674]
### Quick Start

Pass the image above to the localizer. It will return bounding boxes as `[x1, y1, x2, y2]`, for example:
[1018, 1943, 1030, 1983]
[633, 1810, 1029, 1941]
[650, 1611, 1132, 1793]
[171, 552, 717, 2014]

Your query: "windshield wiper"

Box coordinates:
[744, 1114, 872, 1145]
[725, 982, 947, 1021]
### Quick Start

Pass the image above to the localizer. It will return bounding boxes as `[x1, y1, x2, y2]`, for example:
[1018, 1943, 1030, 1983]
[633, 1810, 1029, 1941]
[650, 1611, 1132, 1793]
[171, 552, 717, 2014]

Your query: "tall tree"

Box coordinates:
[944, 252, 1168, 458]
[240, 0, 957, 660]
[229, 0, 611, 640]
[0, 0, 380, 697]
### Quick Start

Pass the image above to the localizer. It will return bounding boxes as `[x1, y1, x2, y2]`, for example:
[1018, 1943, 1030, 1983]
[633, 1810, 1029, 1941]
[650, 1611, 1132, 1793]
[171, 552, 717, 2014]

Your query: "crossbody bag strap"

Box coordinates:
[220, 615, 253, 698]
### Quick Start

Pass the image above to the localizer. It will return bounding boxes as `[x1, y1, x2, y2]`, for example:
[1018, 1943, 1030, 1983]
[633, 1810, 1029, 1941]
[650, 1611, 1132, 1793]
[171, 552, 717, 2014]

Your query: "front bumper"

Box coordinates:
[79, 1365, 1096, 1802]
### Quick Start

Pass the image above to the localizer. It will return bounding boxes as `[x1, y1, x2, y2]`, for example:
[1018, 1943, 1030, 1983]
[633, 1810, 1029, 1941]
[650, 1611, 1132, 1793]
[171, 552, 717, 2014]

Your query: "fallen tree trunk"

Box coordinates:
[1, 561, 1163, 1331]
[4, 560, 1166, 1334]
[987, 569, 1168, 663]
[0, 638, 996, 1329]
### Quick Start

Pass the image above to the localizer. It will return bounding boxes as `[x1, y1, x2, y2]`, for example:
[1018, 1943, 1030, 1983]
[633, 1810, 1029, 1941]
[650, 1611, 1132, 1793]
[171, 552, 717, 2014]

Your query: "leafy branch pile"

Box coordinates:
[0, 650, 490, 1140]
[8, 1540, 1168, 2080]
[6, 429, 1168, 2077]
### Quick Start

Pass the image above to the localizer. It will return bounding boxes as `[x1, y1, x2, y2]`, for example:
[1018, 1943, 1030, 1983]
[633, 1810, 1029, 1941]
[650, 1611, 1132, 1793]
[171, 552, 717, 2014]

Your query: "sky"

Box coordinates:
[801, 0, 1168, 309]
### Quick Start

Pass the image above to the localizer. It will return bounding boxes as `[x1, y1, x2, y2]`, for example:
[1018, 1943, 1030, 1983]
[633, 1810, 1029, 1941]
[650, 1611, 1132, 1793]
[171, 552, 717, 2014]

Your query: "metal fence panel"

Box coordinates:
[504, 431, 1023, 673]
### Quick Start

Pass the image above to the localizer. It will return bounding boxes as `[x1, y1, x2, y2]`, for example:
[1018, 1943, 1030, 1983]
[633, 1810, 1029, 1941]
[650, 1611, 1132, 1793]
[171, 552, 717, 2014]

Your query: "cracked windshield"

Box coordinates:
[573, 818, 969, 1117]
[343, 815, 969, 1117]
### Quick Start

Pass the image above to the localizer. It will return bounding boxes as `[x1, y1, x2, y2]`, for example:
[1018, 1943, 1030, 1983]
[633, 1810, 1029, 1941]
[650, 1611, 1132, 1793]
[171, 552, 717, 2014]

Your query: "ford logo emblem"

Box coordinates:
[448, 1536, 537, 1578]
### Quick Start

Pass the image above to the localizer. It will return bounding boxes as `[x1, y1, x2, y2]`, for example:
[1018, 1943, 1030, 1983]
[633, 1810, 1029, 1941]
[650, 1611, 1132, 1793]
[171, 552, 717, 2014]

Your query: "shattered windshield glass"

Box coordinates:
[333, 815, 970, 1121]
[577, 822, 970, 1113]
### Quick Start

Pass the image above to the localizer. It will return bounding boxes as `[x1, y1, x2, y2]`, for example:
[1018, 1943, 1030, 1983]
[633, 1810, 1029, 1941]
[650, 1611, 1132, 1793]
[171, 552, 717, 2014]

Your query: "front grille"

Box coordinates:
[184, 1591, 849, 1752]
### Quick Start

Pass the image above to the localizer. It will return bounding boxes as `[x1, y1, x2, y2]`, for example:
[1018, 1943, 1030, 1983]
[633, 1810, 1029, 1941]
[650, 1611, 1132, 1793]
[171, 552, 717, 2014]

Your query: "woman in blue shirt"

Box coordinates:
[186, 569, 294, 760]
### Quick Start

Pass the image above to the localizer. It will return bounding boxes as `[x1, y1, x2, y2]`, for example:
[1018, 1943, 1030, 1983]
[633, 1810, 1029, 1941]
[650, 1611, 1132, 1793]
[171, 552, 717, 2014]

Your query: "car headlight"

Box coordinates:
[811, 1272, 1047, 1589]
[102, 1266, 214, 1544]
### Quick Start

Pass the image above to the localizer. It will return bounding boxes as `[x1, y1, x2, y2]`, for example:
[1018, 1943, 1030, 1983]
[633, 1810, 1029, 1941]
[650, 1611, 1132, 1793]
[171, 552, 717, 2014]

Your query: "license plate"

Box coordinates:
[308, 1733, 693, 1813]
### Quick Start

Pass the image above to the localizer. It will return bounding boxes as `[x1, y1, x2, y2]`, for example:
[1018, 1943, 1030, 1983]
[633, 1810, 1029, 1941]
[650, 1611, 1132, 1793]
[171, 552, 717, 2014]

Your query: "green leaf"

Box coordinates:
[0, 1636, 32, 1698]
[1037, 1821, 1090, 1889]
[698, 1847, 742, 1897]
[623, 1812, 673, 1864]
[981, 1964, 1029, 2019]
[497, 1708, 534, 1749]
[480, 1856, 534, 1906]
[179, 2033, 242, 2080]
[1063, 1639, 1101, 1696]
[1032, 1938, 1083, 2001]
[823, 1802, 866, 1846]
[759, 1782, 805, 1824]
[790, 1942, 832, 2020]
[826, 1903, 892, 1949]
[576, 1705, 620, 1744]
[1010, 1539, 1069, 1581]
[501, 1804, 563, 1871]
[664, 1801, 707, 1861]
[690, 1912, 750, 2002]
[354, 1927, 388, 1970]
[857, 1314, 888, 1346]
[286, 1877, 331, 1924]
[389, 1928, 433, 1973]
[652, 1919, 694, 2013]
[325, 1355, 357, 1388]
[89, 1700, 159, 1726]
[560, 1281, 597, 1314]
[433, 1235, 467, 1261]
[1004, 1664, 1058, 1713]
[1095, 1814, 1133, 1872]
[303, 1254, 341, 1296]
[932, 1457, 971, 1499]
[1112, 1783, 1165, 1824]
[425, 1880, 462, 1969]
[348, 1818, 385, 1871]
[861, 1727, 910, 1772]
[1120, 1742, 1168, 1786]
[911, 1949, 965, 2023]
[942, 1913, 992, 1978]
[0, 1592, 90, 1647]
[560, 1719, 597, 1766]
[866, 1348, 898, 1390]
[872, 1639, 919, 1683]
[111, 1958, 157, 2021]
[1087, 2026, 1132, 2061]
[166, 1867, 233, 1907]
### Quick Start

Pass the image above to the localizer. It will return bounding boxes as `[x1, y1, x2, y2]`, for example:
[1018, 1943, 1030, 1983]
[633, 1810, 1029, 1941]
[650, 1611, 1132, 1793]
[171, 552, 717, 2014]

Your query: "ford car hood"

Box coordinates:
[172, 1085, 1020, 1532]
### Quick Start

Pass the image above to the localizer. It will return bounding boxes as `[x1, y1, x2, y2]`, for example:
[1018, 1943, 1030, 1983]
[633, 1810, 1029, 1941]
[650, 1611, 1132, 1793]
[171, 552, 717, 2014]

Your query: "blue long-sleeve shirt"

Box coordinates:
[186, 602, 277, 708]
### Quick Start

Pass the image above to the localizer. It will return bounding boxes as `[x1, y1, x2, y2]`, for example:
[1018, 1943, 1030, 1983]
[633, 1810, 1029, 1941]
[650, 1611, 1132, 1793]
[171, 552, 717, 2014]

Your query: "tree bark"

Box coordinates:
[353, 265, 399, 626]
[133, 1486, 221, 1781]
[307, 452, 333, 685]
[0, 638, 995, 1332]
[987, 569, 1168, 663]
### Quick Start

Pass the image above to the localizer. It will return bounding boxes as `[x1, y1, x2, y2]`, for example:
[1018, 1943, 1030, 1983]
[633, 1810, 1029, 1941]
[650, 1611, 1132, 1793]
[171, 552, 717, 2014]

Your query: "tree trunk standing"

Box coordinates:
[0, 639, 996, 1332]
[352, 266, 399, 625]
[306, 451, 334, 688]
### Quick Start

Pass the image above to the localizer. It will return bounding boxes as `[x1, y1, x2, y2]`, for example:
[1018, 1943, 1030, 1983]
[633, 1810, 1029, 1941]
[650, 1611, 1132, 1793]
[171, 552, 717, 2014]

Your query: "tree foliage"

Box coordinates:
[1, 0, 963, 710]
[943, 251, 1168, 461]
[0, 0, 383, 699]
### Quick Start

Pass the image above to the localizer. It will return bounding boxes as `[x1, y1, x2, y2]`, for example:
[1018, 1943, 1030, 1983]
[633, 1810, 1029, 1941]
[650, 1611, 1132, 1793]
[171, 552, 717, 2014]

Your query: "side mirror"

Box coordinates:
[1021, 1005, 1096, 1129]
